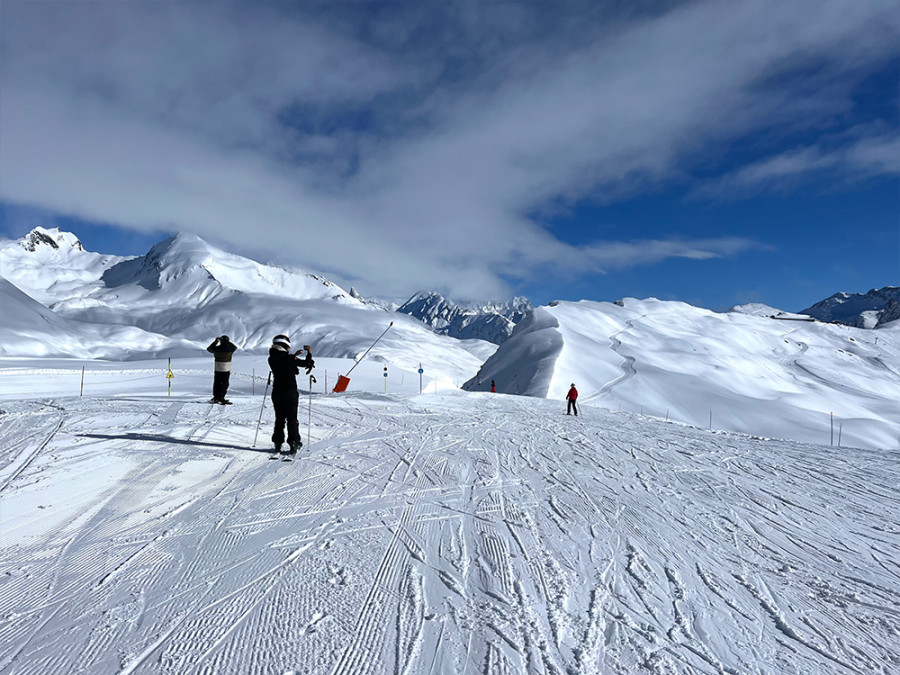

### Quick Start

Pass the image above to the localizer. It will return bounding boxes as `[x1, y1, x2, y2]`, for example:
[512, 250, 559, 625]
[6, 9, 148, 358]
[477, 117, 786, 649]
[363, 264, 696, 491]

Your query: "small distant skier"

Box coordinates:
[566, 383, 578, 416]
[206, 335, 237, 404]
[268, 334, 315, 456]
[491, 380, 496, 393]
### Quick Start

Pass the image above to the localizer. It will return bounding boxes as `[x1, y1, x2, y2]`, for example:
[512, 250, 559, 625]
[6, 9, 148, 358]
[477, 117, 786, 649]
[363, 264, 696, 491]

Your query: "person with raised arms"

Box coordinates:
[206, 335, 237, 404]
[267, 334, 314, 456]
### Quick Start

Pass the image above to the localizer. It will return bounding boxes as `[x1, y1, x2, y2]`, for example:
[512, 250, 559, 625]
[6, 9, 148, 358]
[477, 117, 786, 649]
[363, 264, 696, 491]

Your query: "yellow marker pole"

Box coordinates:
[166, 357, 175, 396]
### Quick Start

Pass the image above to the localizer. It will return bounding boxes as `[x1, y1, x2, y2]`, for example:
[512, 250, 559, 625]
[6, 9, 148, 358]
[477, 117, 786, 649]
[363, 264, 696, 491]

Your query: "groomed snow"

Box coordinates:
[1, 361, 898, 674]
[468, 298, 900, 450]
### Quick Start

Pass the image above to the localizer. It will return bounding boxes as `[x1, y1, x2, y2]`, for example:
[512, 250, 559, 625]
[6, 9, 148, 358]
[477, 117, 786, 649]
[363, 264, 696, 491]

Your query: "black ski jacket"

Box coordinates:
[268, 348, 313, 393]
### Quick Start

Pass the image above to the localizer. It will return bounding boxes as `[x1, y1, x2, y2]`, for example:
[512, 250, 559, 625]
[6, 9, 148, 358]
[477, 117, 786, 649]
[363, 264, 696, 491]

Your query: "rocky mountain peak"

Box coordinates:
[20, 227, 84, 253]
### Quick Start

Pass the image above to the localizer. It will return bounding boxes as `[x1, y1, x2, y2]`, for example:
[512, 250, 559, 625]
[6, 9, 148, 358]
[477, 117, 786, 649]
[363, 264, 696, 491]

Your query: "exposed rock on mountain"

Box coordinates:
[397, 291, 532, 344]
[801, 287, 900, 329]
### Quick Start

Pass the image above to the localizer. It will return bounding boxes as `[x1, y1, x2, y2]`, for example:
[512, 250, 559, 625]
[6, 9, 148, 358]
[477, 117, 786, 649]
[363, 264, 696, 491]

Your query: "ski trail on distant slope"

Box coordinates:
[583, 318, 640, 403]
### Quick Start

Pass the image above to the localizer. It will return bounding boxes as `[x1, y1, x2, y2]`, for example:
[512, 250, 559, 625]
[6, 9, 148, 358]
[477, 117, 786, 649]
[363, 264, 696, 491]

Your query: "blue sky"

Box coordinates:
[1, 0, 897, 312]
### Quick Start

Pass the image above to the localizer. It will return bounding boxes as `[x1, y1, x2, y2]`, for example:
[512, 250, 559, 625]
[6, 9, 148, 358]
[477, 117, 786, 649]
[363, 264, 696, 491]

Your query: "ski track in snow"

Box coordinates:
[1, 392, 899, 674]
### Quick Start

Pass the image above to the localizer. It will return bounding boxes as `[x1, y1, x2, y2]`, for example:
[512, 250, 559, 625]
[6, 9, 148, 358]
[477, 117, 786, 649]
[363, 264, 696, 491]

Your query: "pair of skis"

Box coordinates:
[269, 448, 300, 462]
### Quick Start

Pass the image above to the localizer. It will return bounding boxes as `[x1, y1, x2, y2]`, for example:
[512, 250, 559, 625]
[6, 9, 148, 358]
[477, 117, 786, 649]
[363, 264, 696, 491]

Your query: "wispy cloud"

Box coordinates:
[584, 237, 768, 272]
[1, 0, 898, 299]
[694, 129, 900, 199]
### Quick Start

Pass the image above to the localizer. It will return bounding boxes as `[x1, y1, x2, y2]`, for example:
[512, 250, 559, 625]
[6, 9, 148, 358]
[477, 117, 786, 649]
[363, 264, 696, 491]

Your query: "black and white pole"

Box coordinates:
[80, 366, 85, 397]
[383, 366, 388, 392]
[418, 364, 423, 394]
[253, 372, 271, 448]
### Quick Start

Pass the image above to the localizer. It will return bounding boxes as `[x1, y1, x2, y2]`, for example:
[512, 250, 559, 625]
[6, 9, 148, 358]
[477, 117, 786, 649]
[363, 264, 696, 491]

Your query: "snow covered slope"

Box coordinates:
[466, 298, 900, 449]
[0, 278, 194, 359]
[730, 302, 815, 322]
[0, 367, 897, 674]
[1, 228, 492, 384]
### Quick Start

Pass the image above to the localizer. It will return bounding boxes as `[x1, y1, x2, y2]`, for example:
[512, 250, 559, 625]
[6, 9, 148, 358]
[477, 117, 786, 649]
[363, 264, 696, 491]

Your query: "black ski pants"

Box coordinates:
[567, 399, 578, 415]
[271, 388, 300, 447]
[213, 371, 231, 401]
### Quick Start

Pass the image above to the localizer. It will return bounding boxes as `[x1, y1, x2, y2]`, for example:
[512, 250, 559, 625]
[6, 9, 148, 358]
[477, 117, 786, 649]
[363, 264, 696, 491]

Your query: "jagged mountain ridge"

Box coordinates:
[397, 291, 532, 344]
[801, 286, 900, 328]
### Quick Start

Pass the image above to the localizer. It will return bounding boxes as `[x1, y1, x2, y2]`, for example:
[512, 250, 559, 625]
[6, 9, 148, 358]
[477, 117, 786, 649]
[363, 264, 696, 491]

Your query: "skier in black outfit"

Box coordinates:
[206, 335, 238, 404]
[268, 334, 314, 455]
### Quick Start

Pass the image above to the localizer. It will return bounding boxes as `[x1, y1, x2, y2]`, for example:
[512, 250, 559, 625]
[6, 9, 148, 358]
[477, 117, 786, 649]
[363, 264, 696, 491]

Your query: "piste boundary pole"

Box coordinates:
[344, 322, 393, 378]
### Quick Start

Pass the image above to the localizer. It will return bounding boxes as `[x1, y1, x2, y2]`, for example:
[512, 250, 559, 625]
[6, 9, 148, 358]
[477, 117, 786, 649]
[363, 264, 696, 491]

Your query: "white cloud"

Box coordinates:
[584, 237, 767, 271]
[694, 131, 900, 199]
[1, 0, 898, 299]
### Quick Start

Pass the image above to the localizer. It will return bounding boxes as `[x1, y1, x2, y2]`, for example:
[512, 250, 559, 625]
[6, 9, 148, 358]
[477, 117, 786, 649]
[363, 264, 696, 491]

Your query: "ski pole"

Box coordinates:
[308, 374, 317, 450]
[253, 372, 271, 448]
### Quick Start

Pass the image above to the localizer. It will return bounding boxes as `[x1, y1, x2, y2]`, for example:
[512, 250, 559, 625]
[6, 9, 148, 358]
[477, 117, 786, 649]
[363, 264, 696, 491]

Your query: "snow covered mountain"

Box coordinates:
[465, 297, 900, 449]
[800, 286, 900, 328]
[397, 291, 532, 344]
[0, 226, 129, 306]
[0, 227, 493, 380]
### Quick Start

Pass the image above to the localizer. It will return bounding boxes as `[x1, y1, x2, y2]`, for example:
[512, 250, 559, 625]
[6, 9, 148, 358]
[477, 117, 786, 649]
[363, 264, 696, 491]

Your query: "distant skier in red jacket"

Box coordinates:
[566, 383, 578, 416]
